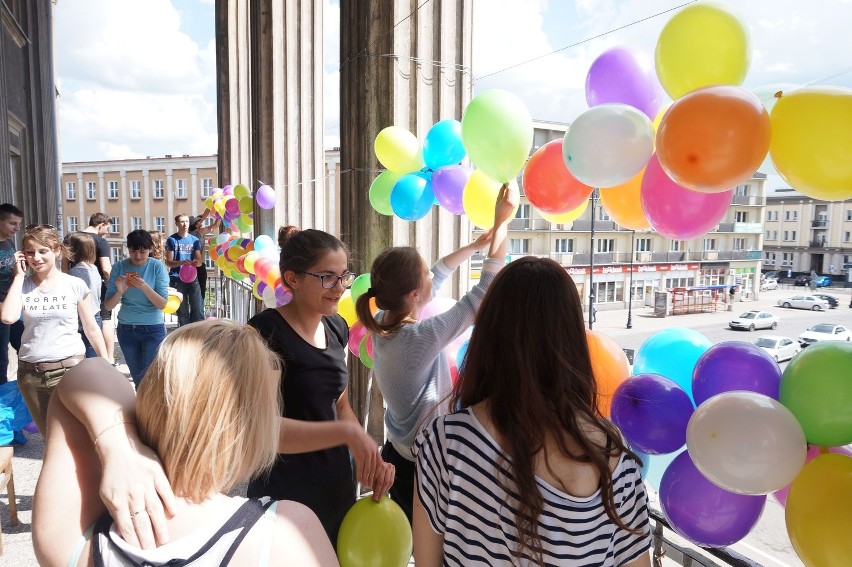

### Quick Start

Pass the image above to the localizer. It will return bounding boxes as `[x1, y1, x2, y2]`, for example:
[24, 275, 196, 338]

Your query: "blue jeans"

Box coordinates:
[80, 314, 103, 359]
[171, 278, 205, 327]
[0, 320, 24, 385]
[117, 323, 166, 387]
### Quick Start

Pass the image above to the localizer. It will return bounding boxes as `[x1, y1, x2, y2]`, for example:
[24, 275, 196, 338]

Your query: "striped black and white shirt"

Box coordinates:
[415, 409, 651, 566]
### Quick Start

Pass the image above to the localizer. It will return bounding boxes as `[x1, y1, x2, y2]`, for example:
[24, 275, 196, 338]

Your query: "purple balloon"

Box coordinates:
[256, 184, 276, 209]
[661, 451, 766, 548]
[586, 46, 664, 119]
[692, 342, 782, 406]
[431, 165, 472, 215]
[23, 421, 38, 433]
[611, 373, 694, 455]
[221, 184, 234, 195]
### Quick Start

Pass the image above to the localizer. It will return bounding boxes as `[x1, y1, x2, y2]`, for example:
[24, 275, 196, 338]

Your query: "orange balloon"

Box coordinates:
[586, 330, 631, 417]
[656, 85, 770, 193]
[599, 170, 651, 230]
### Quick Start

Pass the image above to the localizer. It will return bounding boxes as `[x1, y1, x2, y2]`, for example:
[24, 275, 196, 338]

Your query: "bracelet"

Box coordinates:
[92, 420, 134, 446]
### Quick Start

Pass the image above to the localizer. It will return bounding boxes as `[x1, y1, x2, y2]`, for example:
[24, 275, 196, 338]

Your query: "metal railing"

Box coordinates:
[649, 508, 763, 566]
[209, 275, 258, 323]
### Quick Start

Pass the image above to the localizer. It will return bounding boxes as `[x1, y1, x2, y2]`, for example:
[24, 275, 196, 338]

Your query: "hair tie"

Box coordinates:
[367, 287, 374, 296]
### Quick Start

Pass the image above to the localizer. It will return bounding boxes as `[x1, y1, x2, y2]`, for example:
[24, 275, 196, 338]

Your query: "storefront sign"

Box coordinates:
[565, 263, 700, 276]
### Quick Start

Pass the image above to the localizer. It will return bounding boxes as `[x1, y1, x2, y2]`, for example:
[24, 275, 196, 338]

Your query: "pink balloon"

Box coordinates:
[772, 444, 852, 507]
[419, 296, 457, 321]
[641, 154, 733, 240]
[348, 322, 368, 356]
[178, 263, 198, 283]
[225, 198, 241, 216]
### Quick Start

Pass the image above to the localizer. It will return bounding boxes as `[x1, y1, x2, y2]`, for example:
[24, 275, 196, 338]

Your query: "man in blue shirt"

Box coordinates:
[0, 203, 23, 384]
[165, 214, 204, 326]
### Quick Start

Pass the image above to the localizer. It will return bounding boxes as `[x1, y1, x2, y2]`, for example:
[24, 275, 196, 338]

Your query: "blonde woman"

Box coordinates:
[33, 320, 338, 566]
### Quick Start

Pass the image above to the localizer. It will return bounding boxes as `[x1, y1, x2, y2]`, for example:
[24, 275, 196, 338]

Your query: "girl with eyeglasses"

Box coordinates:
[247, 227, 395, 546]
[353, 184, 518, 522]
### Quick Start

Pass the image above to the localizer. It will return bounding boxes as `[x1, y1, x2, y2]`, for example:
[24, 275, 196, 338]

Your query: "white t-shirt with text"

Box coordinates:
[19, 273, 89, 363]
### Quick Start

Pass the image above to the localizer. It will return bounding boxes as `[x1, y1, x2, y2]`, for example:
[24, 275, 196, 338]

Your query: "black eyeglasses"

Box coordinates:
[300, 271, 356, 289]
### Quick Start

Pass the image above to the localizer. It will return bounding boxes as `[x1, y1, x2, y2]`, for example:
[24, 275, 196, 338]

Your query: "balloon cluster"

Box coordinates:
[608, 328, 852, 562]
[204, 183, 275, 235]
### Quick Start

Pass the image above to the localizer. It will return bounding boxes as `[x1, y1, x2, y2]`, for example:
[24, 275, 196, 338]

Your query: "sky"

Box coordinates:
[54, 0, 852, 194]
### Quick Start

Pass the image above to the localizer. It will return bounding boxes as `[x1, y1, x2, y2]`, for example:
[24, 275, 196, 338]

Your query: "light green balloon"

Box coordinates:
[238, 196, 254, 214]
[369, 171, 401, 216]
[461, 89, 533, 183]
[350, 273, 371, 303]
[337, 496, 411, 566]
[358, 337, 374, 369]
[233, 184, 251, 200]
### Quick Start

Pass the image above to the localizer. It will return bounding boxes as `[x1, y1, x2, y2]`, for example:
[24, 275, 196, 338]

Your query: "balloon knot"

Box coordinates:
[773, 90, 783, 99]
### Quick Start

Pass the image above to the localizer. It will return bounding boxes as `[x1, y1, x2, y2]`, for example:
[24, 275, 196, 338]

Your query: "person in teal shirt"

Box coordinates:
[105, 230, 169, 387]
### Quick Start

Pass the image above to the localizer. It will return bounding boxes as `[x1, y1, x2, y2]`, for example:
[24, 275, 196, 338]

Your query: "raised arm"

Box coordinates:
[0, 252, 25, 324]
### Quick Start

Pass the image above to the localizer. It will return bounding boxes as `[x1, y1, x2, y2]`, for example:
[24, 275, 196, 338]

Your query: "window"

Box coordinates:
[554, 238, 573, 253]
[130, 180, 141, 200]
[66, 181, 76, 200]
[592, 281, 621, 303]
[176, 179, 188, 199]
[153, 180, 164, 199]
[205, 250, 215, 269]
[766, 210, 777, 222]
[508, 238, 530, 255]
[734, 184, 749, 196]
[108, 180, 119, 200]
[670, 240, 683, 252]
[635, 238, 652, 252]
[514, 204, 530, 228]
[699, 268, 726, 286]
[846, 210, 851, 221]
[597, 239, 615, 253]
[844, 255, 852, 267]
[785, 210, 798, 221]
[846, 232, 851, 243]
[666, 277, 694, 289]
[765, 230, 770, 239]
[764, 252, 776, 264]
[86, 181, 97, 200]
[154, 217, 165, 232]
[597, 207, 610, 221]
[735, 211, 748, 223]
[784, 231, 797, 241]
[703, 238, 717, 251]
[67, 216, 78, 233]
[782, 253, 794, 266]
[201, 178, 214, 198]
[109, 217, 120, 234]
[733, 238, 746, 251]
[110, 247, 123, 265]
[131, 217, 143, 231]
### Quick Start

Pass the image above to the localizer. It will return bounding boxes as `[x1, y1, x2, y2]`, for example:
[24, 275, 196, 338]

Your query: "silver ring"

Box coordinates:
[131, 509, 146, 518]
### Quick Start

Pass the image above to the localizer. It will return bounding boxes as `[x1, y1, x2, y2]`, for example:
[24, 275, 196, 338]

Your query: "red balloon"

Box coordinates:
[523, 140, 593, 214]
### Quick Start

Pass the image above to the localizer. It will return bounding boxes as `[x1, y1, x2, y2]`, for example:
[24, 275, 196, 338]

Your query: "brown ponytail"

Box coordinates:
[356, 246, 425, 337]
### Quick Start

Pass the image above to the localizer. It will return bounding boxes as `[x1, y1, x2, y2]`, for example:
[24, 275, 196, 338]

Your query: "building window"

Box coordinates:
[508, 238, 530, 255]
[86, 181, 97, 200]
[785, 210, 798, 221]
[666, 277, 694, 289]
[597, 239, 615, 253]
[554, 238, 573, 253]
[176, 179, 188, 199]
[670, 240, 683, 252]
[201, 178, 214, 198]
[846, 232, 851, 243]
[703, 238, 717, 251]
[597, 207, 610, 221]
[781, 253, 794, 266]
[844, 255, 852, 267]
[764, 252, 776, 265]
[733, 238, 746, 251]
[130, 180, 141, 200]
[635, 238, 652, 252]
[66, 181, 76, 200]
[699, 268, 726, 286]
[846, 210, 852, 221]
[205, 250, 215, 269]
[734, 184, 749, 196]
[153, 180, 164, 199]
[154, 216, 165, 233]
[110, 247, 123, 265]
[109, 217, 120, 234]
[593, 281, 621, 303]
[108, 180, 119, 200]
[766, 210, 777, 221]
[131, 217, 143, 231]
[784, 231, 797, 241]
[735, 211, 748, 222]
[67, 216, 78, 233]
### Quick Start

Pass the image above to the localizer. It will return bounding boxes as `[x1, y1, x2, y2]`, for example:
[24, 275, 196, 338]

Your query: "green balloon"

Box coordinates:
[779, 341, 852, 446]
[233, 184, 251, 200]
[337, 496, 412, 567]
[369, 171, 401, 216]
[461, 89, 533, 183]
[358, 336, 374, 369]
[350, 273, 371, 303]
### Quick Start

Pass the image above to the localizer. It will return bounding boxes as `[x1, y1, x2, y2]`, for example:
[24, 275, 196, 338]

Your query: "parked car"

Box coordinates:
[812, 275, 832, 288]
[776, 295, 829, 311]
[760, 279, 778, 291]
[754, 335, 800, 362]
[762, 271, 779, 281]
[798, 324, 852, 346]
[729, 310, 779, 331]
[814, 294, 839, 308]
[794, 275, 811, 286]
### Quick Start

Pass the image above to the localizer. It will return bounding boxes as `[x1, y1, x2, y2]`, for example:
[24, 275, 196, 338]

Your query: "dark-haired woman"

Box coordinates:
[413, 257, 652, 566]
[104, 230, 168, 387]
[353, 184, 517, 522]
[247, 227, 394, 545]
[65, 232, 103, 358]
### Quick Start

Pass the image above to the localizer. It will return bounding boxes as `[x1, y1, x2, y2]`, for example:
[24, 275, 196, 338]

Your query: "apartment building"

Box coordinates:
[763, 188, 852, 282]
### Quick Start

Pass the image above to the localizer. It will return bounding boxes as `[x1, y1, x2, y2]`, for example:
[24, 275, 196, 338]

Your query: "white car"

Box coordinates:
[760, 279, 778, 291]
[729, 310, 779, 331]
[777, 295, 829, 311]
[754, 335, 800, 362]
[798, 324, 852, 347]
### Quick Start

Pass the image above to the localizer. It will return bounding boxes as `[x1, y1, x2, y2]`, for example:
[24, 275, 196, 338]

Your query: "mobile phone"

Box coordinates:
[19, 259, 26, 272]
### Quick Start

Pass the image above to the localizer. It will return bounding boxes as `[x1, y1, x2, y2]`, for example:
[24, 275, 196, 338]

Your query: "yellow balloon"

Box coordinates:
[599, 170, 652, 230]
[652, 103, 671, 133]
[462, 170, 519, 229]
[655, 3, 749, 100]
[374, 126, 424, 174]
[162, 295, 181, 315]
[770, 87, 852, 201]
[786, 453, 852, 566]
[536, 200, 588, 224]
[337, 290, 358, 327]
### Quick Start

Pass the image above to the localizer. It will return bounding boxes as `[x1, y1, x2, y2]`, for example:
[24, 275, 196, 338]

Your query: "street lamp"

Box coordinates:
[588, 189, 598, 329]
[627, 230, 635, 329]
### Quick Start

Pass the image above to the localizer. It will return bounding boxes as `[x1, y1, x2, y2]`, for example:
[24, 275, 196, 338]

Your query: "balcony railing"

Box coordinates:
[716, 223, 734, 232]
[809, 240, 827, 248]
[733, 222, 763, 233]
[811, 220, 828, 228]
[731, 194, 766, 206]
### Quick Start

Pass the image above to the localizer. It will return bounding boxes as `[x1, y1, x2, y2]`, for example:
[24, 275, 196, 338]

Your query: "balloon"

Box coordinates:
[253, 234, 275, 251]
[651, 103, 670, 133]
[238, 196, 254, 214]
[23, 421, 38, 434]
[633, 327, 711, 399]
[391, 173, 434, 221]
[770, 86, 852, 201]
[535, 200, 588, 225]
[611, 374, 693, 455]
[369, 171, 402, 216]
[337, 290, 358, 327]
[660, 451, 765, 548]
[641, 154, 733, 240]
[337, 496, 412, 567]
[599, 170, 651, 231]
[461, 90, 533, 183]
[178, 264, 197, 284]
[751, 83, 798, 175]
[224, 197, 241, 216]
[656, 86, 770, 193]
[419, 296, 456, 321]
[786, 454, 852, 566]
[423, 119, 466, 170]
[374, 126, 424, 174]
[275, 286, 292, 307]
[524, 140, 593, 214]
[779, 341, 852, 446]
[586, 330, 630, 417]
[163, 295, 181, 314]
[350, 274, 371, 304]
[359, 336, 374, 369]
[655, 3, 749, 100]
[431, 166, 472, 215]
[233, 183, 251, 200]
[348, 322, 368, 357]
[222, 185, 234, 196]
[256, 184, 276, 209]
[586, 46, 664, 119]
[691, 341, 782, 406]
[686, 391, 807, 495]
[463, 171, 518, 229]
[773, 444, 852, 507]
[563, 104, 654, 188]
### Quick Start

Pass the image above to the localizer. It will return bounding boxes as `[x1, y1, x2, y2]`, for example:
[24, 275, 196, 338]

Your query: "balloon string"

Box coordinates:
[780, 64, 852, 97]
[818, 446, 829, 454]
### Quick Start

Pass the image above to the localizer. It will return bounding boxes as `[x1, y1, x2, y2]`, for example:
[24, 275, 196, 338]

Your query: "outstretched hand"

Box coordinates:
[469, 229, 494, 252]
[494, 183, 519, 227]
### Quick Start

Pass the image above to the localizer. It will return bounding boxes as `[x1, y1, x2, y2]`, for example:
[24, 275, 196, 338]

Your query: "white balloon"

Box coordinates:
[686, 391, 807, 495]
[563, 104, 654, 188]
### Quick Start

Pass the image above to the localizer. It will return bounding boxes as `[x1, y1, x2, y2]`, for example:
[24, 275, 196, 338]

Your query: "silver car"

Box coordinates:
[729, 310, 779, 331]
[754, 335, 800, 362]
[776, 295, 829, 311]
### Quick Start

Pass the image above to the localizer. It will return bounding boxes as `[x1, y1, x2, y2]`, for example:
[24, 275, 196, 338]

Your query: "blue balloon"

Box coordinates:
[633, 449, 678, 492]
[456, 338, 469, 370]
[423, 119, 466, 170]
[633, 328, 712, 400]
[391, 173, 435, 221]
